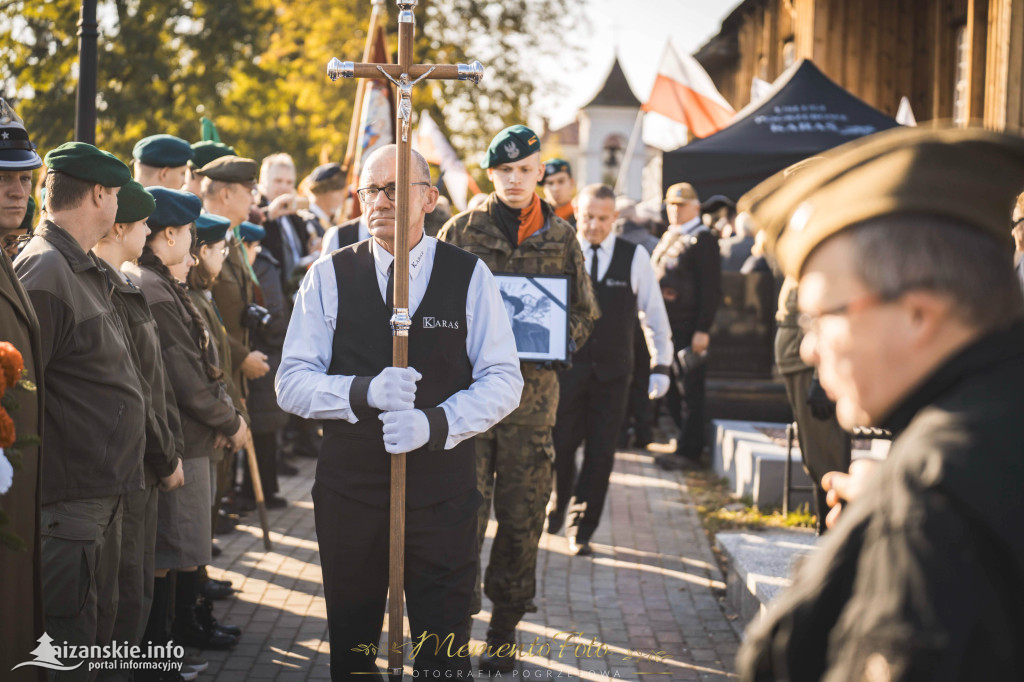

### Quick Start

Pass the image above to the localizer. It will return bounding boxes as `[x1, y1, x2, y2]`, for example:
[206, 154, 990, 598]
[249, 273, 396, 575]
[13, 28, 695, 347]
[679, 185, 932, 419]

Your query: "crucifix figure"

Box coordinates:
[326, 3, 483, 677]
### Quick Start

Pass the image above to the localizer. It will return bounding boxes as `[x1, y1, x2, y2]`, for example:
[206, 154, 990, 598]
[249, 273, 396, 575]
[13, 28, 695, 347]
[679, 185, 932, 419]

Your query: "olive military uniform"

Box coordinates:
[438, 192, 598, 638]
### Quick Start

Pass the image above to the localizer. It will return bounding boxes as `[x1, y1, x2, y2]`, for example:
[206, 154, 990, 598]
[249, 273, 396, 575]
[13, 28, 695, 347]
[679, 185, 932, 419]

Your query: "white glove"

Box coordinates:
[648, 374, 670, 400]
[379, 409, 430, 454]
[367, 367, 422, 412]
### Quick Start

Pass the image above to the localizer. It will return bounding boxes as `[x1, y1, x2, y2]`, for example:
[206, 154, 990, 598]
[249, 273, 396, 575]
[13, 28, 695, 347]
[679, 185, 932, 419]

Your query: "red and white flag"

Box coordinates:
[643, 42, 734, 139]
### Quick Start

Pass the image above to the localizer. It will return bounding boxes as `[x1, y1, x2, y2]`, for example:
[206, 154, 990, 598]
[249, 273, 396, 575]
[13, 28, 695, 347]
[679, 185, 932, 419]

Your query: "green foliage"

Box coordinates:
[1, 0, 582, 177]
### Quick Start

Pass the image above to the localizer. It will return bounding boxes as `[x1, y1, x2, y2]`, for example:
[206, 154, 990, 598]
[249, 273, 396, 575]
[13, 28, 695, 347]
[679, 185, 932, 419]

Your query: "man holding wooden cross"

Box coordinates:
[276, 144, 522, 678]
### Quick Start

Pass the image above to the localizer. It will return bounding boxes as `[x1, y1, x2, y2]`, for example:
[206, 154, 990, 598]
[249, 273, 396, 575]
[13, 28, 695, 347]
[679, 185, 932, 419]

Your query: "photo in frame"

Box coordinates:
[493, 273, 571, 362]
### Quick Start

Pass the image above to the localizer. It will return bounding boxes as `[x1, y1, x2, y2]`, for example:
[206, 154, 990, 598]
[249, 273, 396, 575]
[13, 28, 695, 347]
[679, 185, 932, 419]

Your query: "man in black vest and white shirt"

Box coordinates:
[549, 184, 674, 555]
[276, 145, 522, 679]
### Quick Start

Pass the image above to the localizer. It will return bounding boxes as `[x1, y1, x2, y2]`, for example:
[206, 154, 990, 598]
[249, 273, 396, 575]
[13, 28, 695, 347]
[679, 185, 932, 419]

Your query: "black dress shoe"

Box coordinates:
[568, 536, 593, 557]
[211, 543, 221, 558]
[277, 459, 299, 476]
[234, 496, 257, 513]
[477, 636, 516, 674]
[263, 495, 288, 510]
[199, 579, 235, 600]
[214, 511, 238, 536]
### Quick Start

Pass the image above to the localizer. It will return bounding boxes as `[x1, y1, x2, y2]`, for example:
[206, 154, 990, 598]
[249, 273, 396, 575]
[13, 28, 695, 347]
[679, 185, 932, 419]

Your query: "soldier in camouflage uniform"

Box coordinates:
[438, 125, 598, 673]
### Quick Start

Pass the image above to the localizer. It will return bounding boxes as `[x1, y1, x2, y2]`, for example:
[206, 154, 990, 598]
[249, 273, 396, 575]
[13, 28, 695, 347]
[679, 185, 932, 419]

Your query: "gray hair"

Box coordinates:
[360, 145, 430, 185]
[847, 215, 1023, 332]
[577, 183, 616, 203]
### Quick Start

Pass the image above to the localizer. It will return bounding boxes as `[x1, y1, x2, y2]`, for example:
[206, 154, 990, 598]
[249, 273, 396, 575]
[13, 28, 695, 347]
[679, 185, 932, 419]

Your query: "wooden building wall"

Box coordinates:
[696, 0, 1024, 132]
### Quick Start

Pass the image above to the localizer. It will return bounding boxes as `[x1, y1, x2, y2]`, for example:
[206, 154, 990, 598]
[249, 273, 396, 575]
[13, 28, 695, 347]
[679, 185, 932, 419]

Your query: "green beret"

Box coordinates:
[44, 142, 131, 188]
[542, 158, 571, 182]
[237, 220, 266, 243]
[19, 196, 35, 232]
[133, 134, 194, 168]
[197, 155, 257, 188]
[195, 213, 231, 245]
[148, 187, 203, 228]
[747, 127, 1024, 278]
[481, 125, 540, 169]
[115, 180, 156, 223]
[190, 141, 236, 170]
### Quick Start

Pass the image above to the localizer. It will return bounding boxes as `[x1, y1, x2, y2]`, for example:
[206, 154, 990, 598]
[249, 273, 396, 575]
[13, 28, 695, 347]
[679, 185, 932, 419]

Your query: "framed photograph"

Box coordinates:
[493, 273, 571, 362]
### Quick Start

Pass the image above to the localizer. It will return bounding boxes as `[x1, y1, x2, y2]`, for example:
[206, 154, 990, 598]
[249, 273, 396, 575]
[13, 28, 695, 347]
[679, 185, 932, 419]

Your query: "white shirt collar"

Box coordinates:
[577, 231, 616, 256]
[371, 234, 433, 282]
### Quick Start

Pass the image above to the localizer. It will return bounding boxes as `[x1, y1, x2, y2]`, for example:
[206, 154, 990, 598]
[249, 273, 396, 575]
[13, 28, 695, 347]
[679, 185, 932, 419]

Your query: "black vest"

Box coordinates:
[334, 218, 362, 250]
[318, 239, 478, 509]
[574, 238, 638, 381]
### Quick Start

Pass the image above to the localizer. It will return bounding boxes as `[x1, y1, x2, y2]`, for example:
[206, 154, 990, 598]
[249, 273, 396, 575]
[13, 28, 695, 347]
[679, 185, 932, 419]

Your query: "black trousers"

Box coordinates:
[242, 432, 279, 498]
[622, 322, 653, 444]
[667, 325, 707, 461]
[312, 482, 479, 679]
[552, 363, 632, 542]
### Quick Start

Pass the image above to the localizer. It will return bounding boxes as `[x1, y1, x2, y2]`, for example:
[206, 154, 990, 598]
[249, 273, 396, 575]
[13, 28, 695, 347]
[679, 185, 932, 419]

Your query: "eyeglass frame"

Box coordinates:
[797, 290, 901, 336]
[355, 182, 432, 204]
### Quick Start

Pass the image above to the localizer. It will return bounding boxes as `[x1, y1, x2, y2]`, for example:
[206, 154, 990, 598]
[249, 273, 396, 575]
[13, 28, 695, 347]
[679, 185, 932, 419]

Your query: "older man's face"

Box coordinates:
[797, 234, 918, 429]
[0, 169, 32, 232]
[263, 163, 296, 202]
[360, 149, 437, 251]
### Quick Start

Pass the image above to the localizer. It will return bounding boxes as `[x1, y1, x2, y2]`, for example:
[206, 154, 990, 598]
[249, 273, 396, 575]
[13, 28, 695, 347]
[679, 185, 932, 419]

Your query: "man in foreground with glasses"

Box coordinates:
[736, 127, 1024, 681]
[276, 144, 522, 678]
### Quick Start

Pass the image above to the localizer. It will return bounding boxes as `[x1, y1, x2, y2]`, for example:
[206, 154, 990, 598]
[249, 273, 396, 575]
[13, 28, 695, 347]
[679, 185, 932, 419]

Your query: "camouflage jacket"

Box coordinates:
[438, 193, 599, 427]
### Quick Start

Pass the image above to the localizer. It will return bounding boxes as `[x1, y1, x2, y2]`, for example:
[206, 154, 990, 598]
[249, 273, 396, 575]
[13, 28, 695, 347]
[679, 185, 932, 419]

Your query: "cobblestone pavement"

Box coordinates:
[203, 445, 740, 681]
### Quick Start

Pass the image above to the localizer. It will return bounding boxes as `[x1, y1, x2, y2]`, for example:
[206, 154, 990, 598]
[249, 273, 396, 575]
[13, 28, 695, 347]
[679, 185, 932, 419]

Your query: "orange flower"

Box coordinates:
[0, 342, 24, 391]
[0, 407, 14, 448]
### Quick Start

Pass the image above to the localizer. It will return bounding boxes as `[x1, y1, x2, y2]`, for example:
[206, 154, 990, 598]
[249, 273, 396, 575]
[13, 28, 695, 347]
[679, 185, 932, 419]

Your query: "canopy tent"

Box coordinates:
[662, 59, 900, 201]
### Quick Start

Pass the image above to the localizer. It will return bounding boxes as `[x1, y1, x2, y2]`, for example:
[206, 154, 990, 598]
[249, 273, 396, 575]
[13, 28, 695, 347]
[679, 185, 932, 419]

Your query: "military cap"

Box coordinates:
[665, 182, 698, 204]
[148, 187, 203, 228]
[133, 134, 194, 168]
[44, 142, 131, 188]
[194, 213, 231, 245]
[0, 99, 42, 170]
[542, 158, 572, 183]
[748, 127, 1024, 278]
[197, 155, 257, 188]
[115, 180, 156, 224]
[237, 220, 266, 243]
[481, 125, 540, 169]
[190, 141, 236, 170]
[305, 162, 346, 193]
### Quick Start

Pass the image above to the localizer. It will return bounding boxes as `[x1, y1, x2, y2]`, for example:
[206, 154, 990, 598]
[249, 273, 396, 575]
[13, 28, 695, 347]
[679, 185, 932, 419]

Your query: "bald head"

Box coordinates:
[360, 145, 431, 186]
[358, 144, 438, 254]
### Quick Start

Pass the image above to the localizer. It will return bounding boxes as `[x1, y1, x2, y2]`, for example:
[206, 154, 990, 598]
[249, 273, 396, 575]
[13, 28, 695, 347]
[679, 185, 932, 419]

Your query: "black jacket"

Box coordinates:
[247, 250, 289, 434]
[651, 226, 722, 335]
[738, 320, 1024, 681]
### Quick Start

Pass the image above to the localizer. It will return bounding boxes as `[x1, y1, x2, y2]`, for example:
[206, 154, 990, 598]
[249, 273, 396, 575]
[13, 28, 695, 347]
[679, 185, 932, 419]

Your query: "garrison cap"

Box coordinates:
[482, 125, 540, 169]
[0, 99, 42, 170]
[44, 142, 131, 188]
[305, 162, 346, 193]
[133, 134, 194, 168]
[197, 155, 257, 188]
[194, 213, 231, 245]
[115, 180, 156, 223]
[237, 220, 266, 243]
[664, 182, 698, 204]
[148, 187, 203, 228]
[542, 158, 571, 183]
[747, 126, 1024, 278]
[190, 141, 236, 170]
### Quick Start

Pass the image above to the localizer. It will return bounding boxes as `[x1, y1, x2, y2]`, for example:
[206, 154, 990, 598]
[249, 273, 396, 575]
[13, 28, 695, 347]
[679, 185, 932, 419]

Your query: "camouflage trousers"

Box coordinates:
[474, 423, 555, 637]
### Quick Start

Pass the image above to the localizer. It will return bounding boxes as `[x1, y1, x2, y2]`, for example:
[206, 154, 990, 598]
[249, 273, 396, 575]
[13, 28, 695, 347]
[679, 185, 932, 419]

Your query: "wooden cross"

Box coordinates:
[327, 3, 483, 678]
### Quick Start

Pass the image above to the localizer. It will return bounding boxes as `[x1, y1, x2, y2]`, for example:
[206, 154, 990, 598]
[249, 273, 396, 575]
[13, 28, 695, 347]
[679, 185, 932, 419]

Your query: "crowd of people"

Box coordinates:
[2, 90, 1023, 682]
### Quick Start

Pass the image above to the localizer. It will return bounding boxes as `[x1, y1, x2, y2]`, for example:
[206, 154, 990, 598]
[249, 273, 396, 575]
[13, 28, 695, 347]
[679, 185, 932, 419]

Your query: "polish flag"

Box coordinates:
[643, 42, 735, 139]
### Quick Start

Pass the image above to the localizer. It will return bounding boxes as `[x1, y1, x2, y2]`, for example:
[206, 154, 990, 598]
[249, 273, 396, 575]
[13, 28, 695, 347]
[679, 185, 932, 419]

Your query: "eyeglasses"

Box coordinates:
[797, 291, 891, 335]
[355, 182, 431, 204]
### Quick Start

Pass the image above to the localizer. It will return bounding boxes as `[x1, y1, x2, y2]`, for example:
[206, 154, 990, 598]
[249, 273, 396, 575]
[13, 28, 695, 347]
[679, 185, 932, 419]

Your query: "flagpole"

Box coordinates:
[614, 109, 644, 197]
[343, 0, 389, 187]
